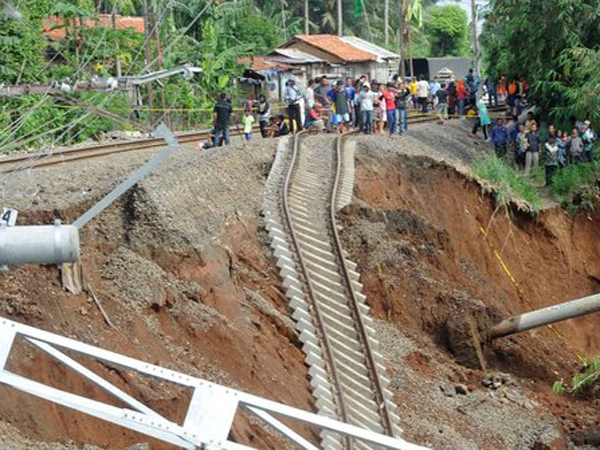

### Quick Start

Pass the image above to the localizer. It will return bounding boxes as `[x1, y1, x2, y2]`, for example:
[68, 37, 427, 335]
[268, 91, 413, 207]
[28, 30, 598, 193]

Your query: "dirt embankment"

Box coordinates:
[0, 140, 314, 449]
[339, 141, 600, 449]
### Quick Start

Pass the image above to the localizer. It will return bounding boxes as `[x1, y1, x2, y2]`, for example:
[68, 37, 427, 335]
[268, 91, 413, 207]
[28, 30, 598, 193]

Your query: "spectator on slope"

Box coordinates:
[491, 118, 509, 158]
[471, 99, 491, 140]
[242, 109, 255, 141]
[267, 115, 290, 138]
[447, 80, 457, 116]
[306, 78, 316, 110]
[486, 78, 498, 107]
[430, 78, 441, 107]
[545, 137, 559, 186]
[417, 75, 430, 114]
[582, 121, 596, 162]
[525, 112, 537, 133]
[375, 84, 387, 135]
[436, 83, 448, 125]
[557, 130, 569, 167]
[409, 77, 418, 109]
[456, 80, 467, 116]
[213, 92, 232, 146]
[382, 82, 398, 136]
[525, 122, 541, 174]
[465, 68, 479, 108]
[305, 103, 325, 132]
[358, 84, 377, 134]
[515, 124, 528, 168]
[570, 128, 584, 163]
[284, 79, 304, 133]
[256, 94, 271, 138]
[333, 80, 351, 134]
[396, 82, 411, 136]
[344, 77, 357, 128]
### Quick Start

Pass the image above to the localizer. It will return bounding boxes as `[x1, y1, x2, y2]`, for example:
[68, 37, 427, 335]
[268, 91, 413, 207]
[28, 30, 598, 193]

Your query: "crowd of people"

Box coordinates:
[204, 73, 596, 189]
[488, 114, 596, 185]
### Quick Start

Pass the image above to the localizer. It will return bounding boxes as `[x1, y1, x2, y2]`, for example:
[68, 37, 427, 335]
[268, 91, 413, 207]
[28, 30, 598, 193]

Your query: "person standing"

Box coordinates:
[381, 83, 397, 136]
[344, 77, 357, 128]
[417, 76, 429, 114]
[396, 83, 410, 135]
[430, 79, 441, 107]
[525, 122, 541, 174]
[435, 84, 448, 125]
[486, 78, 498, 107]
[409, 77, 418, 109]
[213, 92, 232, 146]
[333, 80, 351, 133]
[242, 109, 255, 141]
[582, 120, 596, 162]
[306, 79, 316, 110]
[375, 84, 387, 134]
[490, 118, 508, 158]
[257, 94, 271, 138]
[456, 80, 467, 116]
[472, 99, 491, 140]
[515, 124, 528, 168]
[358, 84, 376, 134]
[284, 79, 304, 133]
[570, 128, 584, 163]
[544, 137, 559, 186]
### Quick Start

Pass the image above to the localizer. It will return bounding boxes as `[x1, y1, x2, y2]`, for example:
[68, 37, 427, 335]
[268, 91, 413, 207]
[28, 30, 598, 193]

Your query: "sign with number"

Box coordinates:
[1, 208, 17, 227]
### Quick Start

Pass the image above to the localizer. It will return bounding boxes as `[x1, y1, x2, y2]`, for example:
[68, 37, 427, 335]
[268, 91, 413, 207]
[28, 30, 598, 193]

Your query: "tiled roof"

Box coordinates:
[43, 15, 145, 41]
[290, 35, 377, 63]
[238, 56, 293, 71]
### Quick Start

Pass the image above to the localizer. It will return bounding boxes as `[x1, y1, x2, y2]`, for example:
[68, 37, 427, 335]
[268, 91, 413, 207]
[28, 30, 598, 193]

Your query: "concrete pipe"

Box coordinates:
[489, 293, 600, 340]
[0, 221, 80, 267]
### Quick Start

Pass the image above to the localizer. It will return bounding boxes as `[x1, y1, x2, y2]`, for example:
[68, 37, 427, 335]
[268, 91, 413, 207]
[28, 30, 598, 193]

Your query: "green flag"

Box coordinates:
[355, 0, 364, 18]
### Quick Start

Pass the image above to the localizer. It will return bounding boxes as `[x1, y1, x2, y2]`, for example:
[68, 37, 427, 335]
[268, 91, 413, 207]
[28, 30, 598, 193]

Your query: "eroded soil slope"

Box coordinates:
[340, 140, 600, 448]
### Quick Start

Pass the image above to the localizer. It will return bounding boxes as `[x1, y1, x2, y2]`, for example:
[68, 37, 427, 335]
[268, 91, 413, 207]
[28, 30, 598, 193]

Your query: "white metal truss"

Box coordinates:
[0, 316, 428, 450]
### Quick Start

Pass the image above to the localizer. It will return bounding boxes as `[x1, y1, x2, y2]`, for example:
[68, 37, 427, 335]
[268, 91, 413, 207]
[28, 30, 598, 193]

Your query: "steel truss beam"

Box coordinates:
[0, 317, 428, 450]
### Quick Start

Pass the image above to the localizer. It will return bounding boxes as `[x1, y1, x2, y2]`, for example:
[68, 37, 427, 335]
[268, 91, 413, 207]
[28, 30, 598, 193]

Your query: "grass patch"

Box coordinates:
[550, 158, 600, 212]
[473, 155, 542, 211]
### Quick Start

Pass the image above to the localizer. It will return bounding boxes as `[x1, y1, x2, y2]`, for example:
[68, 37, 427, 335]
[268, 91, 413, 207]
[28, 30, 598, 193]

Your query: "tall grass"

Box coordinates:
[550, 158, 600, 211]
[473, 155, 542, 211]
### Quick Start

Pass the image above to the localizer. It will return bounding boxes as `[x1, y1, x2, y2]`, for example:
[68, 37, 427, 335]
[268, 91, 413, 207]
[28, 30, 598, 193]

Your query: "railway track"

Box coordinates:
[264, 132, 411, 449]
[0, 112, 442, 174]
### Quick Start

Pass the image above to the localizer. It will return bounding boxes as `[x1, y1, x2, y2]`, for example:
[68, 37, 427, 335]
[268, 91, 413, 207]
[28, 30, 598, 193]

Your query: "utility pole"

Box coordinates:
[384, 0, 389, 46]
[142, 0, 154, 124]
[111, 2, 122, 77]
[407, 0, 414, 79]
[304, 0, 309, 34]
[337, 0, 343, 36]
[399, 0, 405, 78]
[471, 0, 480, 75]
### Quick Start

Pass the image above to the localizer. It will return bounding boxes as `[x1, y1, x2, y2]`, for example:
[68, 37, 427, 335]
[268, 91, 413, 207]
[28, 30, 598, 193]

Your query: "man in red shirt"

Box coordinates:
[382, 82, 397, 136]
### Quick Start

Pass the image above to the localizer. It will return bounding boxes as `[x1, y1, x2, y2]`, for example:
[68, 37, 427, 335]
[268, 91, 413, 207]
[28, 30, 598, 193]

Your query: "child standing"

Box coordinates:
[243, 110, 255, 141]
[490, 118, 508, 158]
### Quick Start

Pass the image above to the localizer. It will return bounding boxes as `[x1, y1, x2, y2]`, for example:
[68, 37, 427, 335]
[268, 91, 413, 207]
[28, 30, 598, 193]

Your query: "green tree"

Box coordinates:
[426, 4, 468, 56]
[231, 14, 282, 53]
[481, 0, 600, 127]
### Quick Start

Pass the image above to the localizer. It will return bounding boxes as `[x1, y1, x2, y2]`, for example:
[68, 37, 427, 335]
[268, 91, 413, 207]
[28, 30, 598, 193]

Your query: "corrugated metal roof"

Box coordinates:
[289, 35, 377, 63]
[339, 36, 399, 62]
[269, 48, 325, 64]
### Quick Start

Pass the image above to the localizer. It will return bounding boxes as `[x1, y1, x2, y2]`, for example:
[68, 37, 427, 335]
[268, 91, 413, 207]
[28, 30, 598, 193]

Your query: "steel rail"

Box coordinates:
[330, 132, 395, 437]
[282, 130, 354, 449]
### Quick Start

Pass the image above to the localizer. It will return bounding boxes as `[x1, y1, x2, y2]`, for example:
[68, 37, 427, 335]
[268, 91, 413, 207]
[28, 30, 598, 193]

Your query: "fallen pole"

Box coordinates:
[489, 293, 600, 340]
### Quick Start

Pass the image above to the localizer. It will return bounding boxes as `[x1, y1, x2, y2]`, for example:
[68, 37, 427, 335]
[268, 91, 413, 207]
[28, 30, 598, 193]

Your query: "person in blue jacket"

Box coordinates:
[490, 118, 509, 158]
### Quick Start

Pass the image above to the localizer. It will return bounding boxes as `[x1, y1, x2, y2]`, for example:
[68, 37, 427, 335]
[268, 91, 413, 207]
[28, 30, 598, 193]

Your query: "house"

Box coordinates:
[277, 35, 399, 82]
[406, 57, 471, 81]
[43, 14, 145, 41]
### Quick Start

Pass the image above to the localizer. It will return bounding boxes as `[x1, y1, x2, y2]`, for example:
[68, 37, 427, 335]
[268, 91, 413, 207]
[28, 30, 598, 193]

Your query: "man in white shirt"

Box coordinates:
[417, 76, 430, 114]
[284, 79, 304, 133]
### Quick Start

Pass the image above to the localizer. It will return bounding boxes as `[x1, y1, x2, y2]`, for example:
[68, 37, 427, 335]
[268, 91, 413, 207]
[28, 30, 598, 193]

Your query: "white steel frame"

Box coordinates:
[0, 317, 428, 450]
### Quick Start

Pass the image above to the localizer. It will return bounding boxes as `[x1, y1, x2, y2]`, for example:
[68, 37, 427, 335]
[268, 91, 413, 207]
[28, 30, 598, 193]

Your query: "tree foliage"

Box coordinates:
[481, 0, 600, 127]
[426, 4, 468, 57]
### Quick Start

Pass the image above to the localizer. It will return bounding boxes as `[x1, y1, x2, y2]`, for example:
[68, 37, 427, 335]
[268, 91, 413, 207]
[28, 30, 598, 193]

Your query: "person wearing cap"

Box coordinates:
[284, 79, 304, 133]
[582, 120, 596, 162]
[358, 83, 376, 134]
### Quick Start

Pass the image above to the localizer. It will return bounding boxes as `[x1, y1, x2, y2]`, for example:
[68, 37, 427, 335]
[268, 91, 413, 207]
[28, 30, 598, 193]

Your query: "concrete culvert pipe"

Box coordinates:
[0, 222, 80, 267]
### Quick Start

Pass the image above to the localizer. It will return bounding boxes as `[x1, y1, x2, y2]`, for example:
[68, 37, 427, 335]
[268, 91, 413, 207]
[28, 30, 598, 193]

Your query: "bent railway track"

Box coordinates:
[264, 132, 423, 449]
[0, 112, 445, 174]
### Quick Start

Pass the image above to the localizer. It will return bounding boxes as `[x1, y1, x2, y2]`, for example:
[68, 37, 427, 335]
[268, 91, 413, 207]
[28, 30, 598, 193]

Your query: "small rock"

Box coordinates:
[455, 384, 468, 395]
[440, 384, 455, 397]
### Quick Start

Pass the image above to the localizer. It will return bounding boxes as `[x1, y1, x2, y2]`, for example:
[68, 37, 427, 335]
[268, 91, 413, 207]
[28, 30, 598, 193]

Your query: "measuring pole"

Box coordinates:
[384, 0, 389, 45]
[304, 0, 309, 34]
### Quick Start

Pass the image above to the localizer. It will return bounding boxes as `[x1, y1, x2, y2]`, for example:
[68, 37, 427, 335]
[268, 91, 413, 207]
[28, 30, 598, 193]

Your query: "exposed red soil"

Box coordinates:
[340, 152, 600, 445]
[0, 202, 314, 449]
